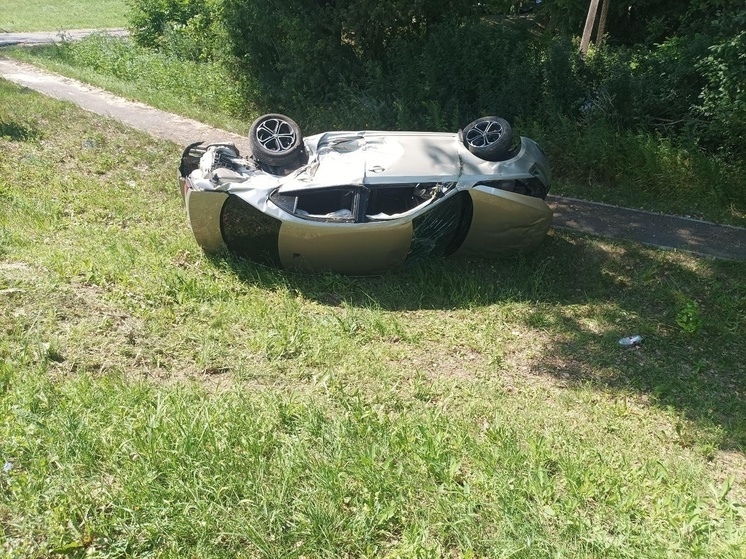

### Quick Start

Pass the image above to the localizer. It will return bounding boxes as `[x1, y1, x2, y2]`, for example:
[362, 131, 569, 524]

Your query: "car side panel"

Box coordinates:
[278, 221, 413, 274]
[453, 186, 553, 258]
[220, 195, 283, 267]
[186, 190, 229, 253]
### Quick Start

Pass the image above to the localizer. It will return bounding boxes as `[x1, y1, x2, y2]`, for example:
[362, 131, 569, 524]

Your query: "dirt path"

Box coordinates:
[1, 56, 745, 261]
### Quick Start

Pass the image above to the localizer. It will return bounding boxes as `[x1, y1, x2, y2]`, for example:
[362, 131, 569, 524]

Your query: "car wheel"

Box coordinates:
[463, 116, 513, 161]
[249, 113, 303, 167]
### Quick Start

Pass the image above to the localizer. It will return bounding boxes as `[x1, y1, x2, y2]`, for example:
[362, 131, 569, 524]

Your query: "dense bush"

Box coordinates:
[127, 0, 224, 61]
[693, 18, 746, 157]
[219, 0, 358, 115]
[383, 19, 545, 130]
[123, 0, 745, 218]
[126, 0, 745, 155]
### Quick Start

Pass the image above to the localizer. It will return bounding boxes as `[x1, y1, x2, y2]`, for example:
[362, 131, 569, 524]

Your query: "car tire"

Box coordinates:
[462, 116, 513, 161]
[249, 114, 304, 167]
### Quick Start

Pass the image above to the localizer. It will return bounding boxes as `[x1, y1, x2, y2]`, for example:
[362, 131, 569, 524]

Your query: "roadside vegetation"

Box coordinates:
[0, 0, 128, 32]
[6, 0, 746, 226]
[2, 78, 746, 558]
[8, 38, 250, 135]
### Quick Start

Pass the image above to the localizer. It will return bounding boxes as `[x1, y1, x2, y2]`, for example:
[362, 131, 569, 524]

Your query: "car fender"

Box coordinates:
[454, 186, 553, 258]
[186, 189, 229, 253]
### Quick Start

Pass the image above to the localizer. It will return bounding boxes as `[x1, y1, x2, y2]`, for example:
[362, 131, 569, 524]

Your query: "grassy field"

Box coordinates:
[2, 79, 745, 558]
[0, 0, 127, 32]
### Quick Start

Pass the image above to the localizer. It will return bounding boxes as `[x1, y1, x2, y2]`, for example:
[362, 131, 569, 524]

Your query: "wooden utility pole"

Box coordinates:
[580, 0, 601, 56]
[596, 0, 610, 45]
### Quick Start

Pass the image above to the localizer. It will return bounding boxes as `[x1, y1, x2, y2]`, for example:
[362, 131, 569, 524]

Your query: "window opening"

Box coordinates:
[365, 183, 453, 220]
[270, 187, 358, 221]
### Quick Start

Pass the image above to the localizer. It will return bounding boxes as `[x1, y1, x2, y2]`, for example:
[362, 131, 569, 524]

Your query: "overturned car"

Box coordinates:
[178, 114, 552, 275]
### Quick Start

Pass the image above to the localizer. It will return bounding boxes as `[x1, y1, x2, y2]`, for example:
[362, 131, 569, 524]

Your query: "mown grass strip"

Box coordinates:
[0, 0, 127, 32]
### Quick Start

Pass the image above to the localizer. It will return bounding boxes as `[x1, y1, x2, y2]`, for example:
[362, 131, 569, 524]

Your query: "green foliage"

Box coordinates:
[52, 33, 245, 117]
[127, 0, 224, 61]
[569, 41, 700, 139]
[541, 36, 586, 114]
[532, 0, 590, 36]
[696, 30, 746, 157]
[385, 19, 544, 130]
[123, 0, 745, 161]
[220, 0, 358, 114]
[336, 0, 478, 56]
[676, 298, 703, 335]
[128, 0, 200, 47]
[521, 114, 746, 223]
[533, 0, 731, 46]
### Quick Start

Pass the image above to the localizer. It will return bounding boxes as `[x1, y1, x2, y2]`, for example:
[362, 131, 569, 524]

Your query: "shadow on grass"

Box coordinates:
[215, 229, 746, 452]
[0, 119, 43, 141]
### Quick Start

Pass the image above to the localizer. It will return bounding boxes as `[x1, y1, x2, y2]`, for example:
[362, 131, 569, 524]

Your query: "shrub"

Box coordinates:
[695, 30, 746, 158]
[127, 0, 224, 61]
[385, 19, 545, 131]
[220, 0, 360, 119]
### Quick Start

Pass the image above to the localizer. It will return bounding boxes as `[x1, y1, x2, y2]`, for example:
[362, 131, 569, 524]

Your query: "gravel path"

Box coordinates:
[1, 56, 744, 261]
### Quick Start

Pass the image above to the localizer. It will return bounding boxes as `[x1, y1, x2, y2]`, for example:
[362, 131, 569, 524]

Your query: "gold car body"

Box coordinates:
[180, 131, 552, 274]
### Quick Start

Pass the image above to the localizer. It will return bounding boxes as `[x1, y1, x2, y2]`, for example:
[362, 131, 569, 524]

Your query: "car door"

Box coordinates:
[273, 186, 414, 274]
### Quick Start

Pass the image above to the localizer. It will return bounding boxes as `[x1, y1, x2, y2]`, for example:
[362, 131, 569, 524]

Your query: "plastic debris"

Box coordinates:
[3, 461, 13, 473]
[618, 335, 643, 348]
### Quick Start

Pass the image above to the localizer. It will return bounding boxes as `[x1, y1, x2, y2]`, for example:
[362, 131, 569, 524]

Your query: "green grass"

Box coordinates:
[0, 0, 128, 32]
[6, 37, 252, 136]
[2, 80, 746, 558]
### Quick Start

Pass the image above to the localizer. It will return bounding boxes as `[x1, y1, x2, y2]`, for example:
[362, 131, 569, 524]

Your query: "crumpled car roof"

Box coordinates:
[277, 131, 463, 193]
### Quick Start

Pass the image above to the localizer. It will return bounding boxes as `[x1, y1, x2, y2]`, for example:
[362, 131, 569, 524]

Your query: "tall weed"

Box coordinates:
[521, 115, 746, 223]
